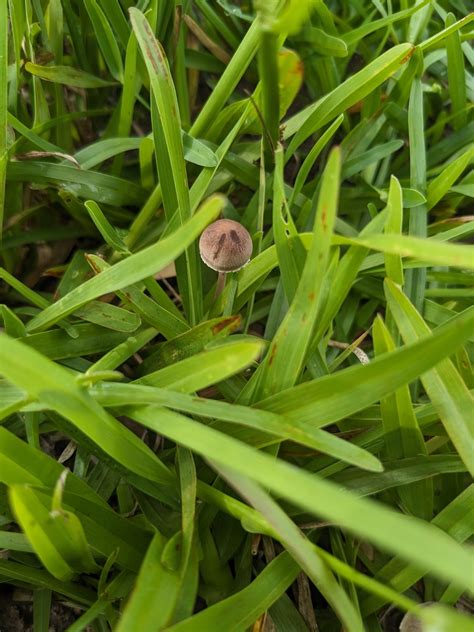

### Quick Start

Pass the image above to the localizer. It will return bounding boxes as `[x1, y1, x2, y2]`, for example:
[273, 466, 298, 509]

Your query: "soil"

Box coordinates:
[0, 587, 81, 632]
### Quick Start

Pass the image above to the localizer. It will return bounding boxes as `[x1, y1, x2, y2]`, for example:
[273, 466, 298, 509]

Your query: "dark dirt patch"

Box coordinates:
[0, 587, 82, 632]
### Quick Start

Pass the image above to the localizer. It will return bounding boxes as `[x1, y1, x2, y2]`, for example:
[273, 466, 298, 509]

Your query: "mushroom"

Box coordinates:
[199, 219, 253, 297]
[399, 603, 436, 632]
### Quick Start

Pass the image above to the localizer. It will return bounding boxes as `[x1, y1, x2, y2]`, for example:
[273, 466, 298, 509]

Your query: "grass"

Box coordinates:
[0, 1, 473, 630]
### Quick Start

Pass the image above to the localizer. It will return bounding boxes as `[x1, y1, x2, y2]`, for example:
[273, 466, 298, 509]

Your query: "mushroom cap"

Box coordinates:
[199, 219, 253, 273]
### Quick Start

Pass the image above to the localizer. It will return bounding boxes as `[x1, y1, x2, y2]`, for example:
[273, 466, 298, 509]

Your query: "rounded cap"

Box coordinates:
[399, 603, 435, 632]
[199, 219, 253, 273]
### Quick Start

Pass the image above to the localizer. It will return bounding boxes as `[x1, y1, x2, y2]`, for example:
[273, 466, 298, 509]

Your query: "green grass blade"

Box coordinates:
[97, 0, 129, 49]
[332, 233, 474, 270]
[84, 200, 130, 253]
[129, 7, 200, 324]
[285, 43, 414, 156]
[25, 194, 224, 332]
[372, 316, 432, 519]
[384, 175, 404, 285]
[9, 484, 98, 580]
[130, 406, 474, 590]
[24, 62, 116, 88]
[166, 552, 299, 632]
[95, 383, 382, 472]
[189, 20, 260, 138]
[384, 279, 474, 476]
[0, 0, 7, 238]
[426, 145, 474, 210]
[215, 465, 365, 632]
[135, 340, 265, 393]
[84, 0, 124, 82]
[0, 335, 173, 485]
[259, 306, 474, 426]
[445, 12, 468, 130]
[116, 531, 181, 631]
[255, 147, 341, 398]
[405, 52, 427, 314]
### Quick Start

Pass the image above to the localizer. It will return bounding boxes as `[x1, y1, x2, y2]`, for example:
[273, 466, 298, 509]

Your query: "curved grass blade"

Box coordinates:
[9, 484, 98, 581]
[130, 406, 474, 591]
[166, 551, 299, 632]
[135, 340, 265, 393]
[0, 335, 173, 485]
[84, 200, 130, 254]
[284, 43, 414, 156]
[24, 62, 116, 88]
[94, 382, 382, 472]
[7, 161, 146, 206]
[259, 305, 474, 427]
[25, 194, 224, 332]
[384, 279, 474, 476]
[215, 464, 365, 632]
[426, 145, 474, 210]
[84, 0, 124, 82]
[116, 531, 181, 631]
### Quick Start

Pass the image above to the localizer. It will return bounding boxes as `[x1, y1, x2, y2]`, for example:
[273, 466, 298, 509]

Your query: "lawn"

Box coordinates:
[0, 1, 473, 630]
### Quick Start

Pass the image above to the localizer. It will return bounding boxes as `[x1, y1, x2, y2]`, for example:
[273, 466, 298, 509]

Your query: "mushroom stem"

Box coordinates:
[215, 271, 226, 299]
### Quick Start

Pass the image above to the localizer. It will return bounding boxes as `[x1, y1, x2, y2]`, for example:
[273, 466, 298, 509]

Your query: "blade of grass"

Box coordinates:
[284, 43, 415, 156]
[130, 406, 474, 590]
[384, 279, 474, 476]
[0, 0, 7, 238]
[116, 531, 181, 631]
[0, 335, 174, 485]
[426, 145, 474, 210]
[84, 0, 124, 82]
[24, 62, 117, 88]
[259, 305, 474, 426]
[130, 7, 200, 324]
[167, 551, 299, 632]
[445, 12, 468, 130]
[254, 147, 341, 399]
[372, 316, 433, 520]
[405, 50, 427, 314]
[25, 194, 224, 332]
[135, 340, 265, 393]
[215, 464, 365, 632]
[384, 175, 404, 286]
[332, 233, 474, 270]
[94, 382, 383, 472]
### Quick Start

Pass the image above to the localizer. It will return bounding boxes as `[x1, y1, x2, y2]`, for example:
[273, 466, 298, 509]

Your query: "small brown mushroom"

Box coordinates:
[199, 219, 253, 297]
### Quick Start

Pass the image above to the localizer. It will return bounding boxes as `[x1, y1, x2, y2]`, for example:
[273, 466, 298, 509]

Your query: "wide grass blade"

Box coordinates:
[372, 316, 433, 519]
[285, 43, 414, 156]
[9, 483, 98, 581]
[24, 62, 116, 88]
[167, 552, 299, 632]
[130, 406, 474, 590]
[259, 306, 474, 426]
[116, 531, 181, 631]
[216, 464, 365, 632]
[0, 335, 173, 485]
[25, 194, 224, 332]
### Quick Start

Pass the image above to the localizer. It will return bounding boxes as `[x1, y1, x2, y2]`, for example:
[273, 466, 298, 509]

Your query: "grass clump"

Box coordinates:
[0, 1, 473, 630]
